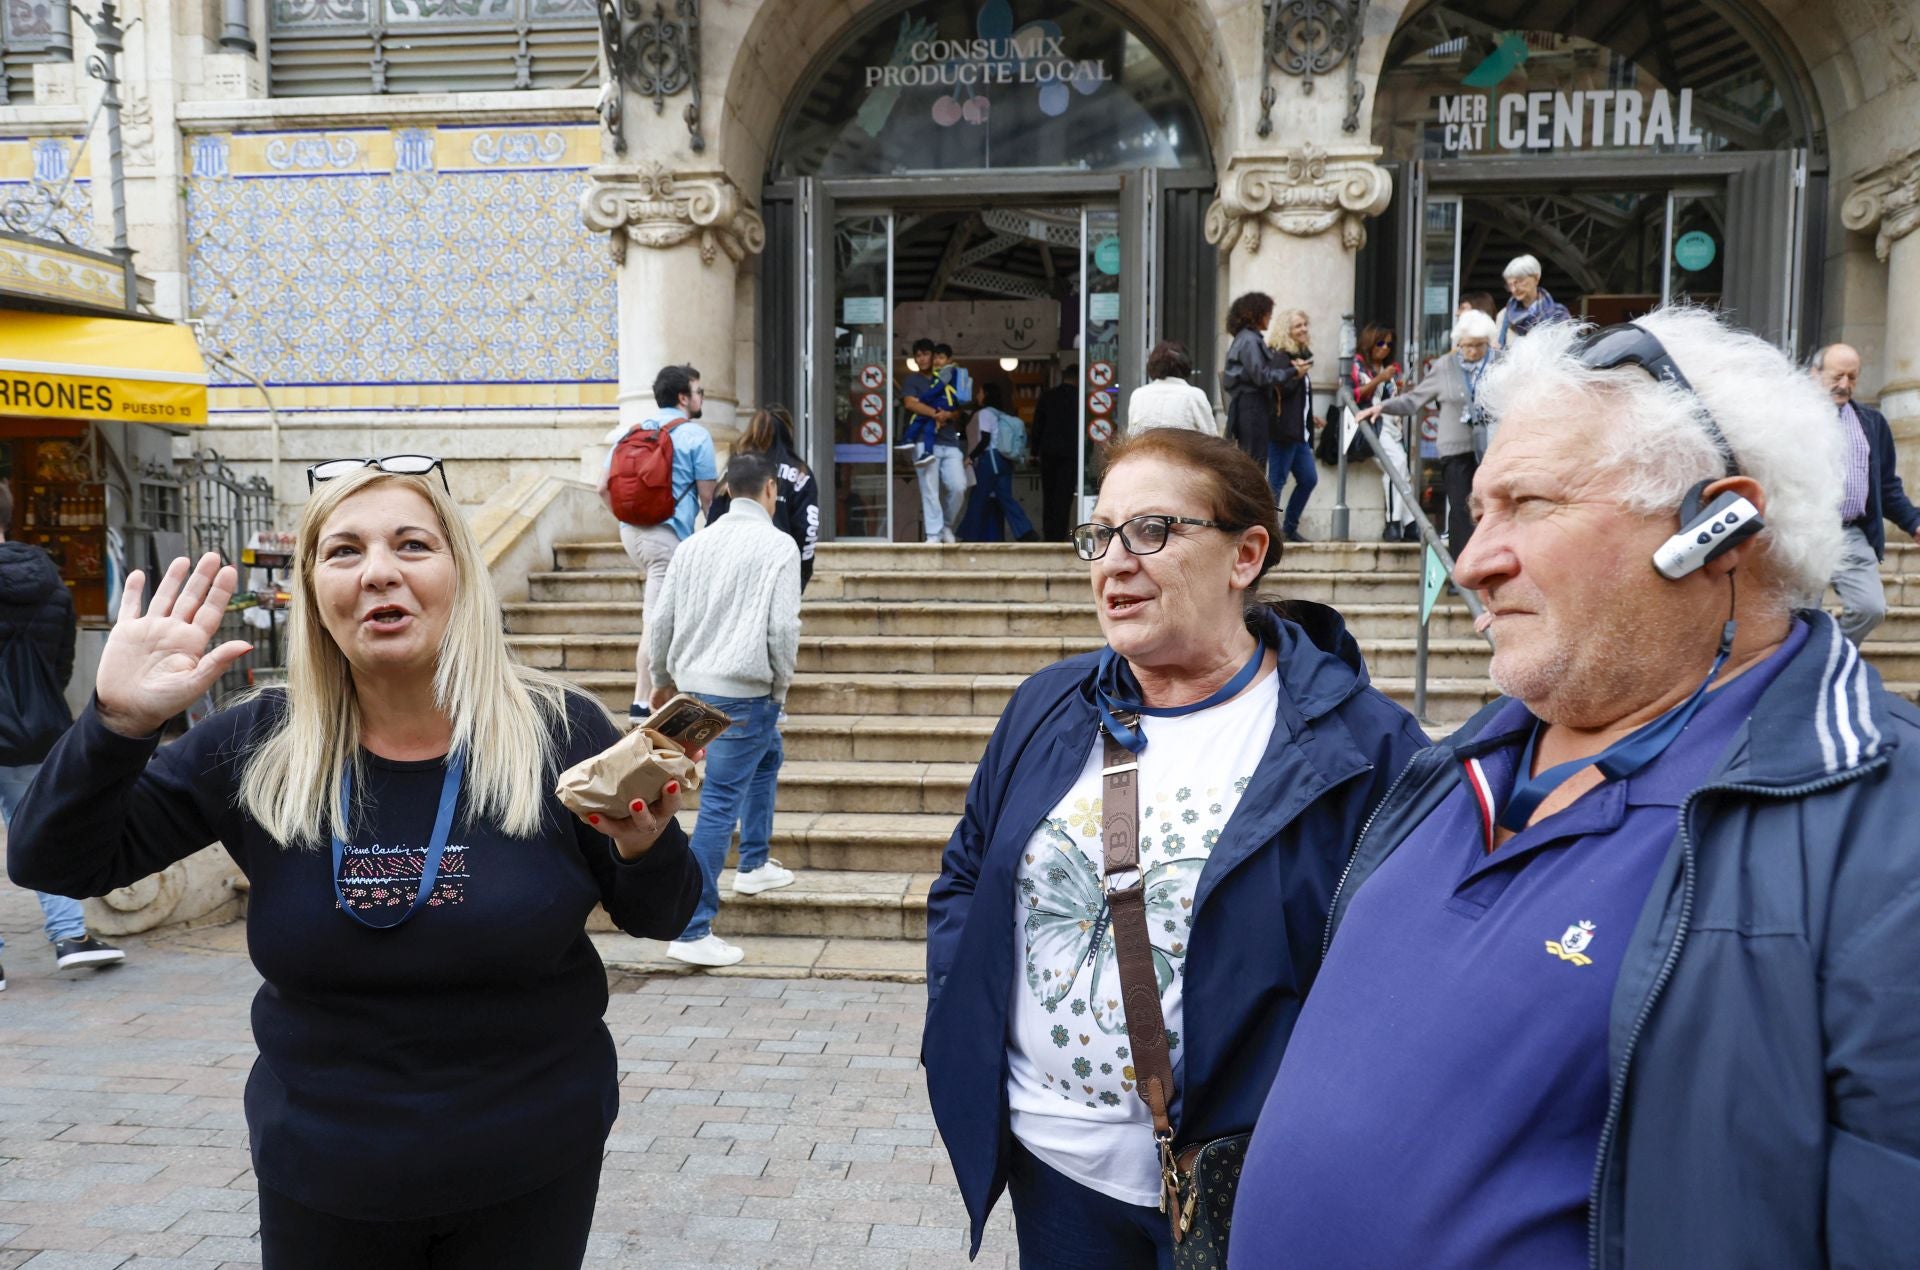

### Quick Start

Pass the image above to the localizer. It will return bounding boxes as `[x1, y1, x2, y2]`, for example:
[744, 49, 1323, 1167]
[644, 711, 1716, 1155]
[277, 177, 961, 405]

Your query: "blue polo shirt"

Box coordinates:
[1229, 618, 1810, 1270]
[604, 410, 717, 541]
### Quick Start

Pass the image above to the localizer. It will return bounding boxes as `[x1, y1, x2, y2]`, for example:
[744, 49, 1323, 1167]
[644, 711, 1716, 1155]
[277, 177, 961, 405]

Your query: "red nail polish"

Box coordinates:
[588, 814, 600, 825]
[631, 799, 646, 814]
[665, 781, 680, 796]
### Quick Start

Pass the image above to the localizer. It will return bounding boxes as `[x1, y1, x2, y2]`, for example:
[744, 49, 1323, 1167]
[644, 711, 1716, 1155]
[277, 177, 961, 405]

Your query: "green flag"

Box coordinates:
[1421, 544, 1449, 625]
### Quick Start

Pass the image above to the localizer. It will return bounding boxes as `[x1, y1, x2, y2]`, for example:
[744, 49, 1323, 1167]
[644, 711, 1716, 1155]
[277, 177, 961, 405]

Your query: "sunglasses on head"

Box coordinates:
[1572, 324, 1738, 476]
[306, 455, 451, 494]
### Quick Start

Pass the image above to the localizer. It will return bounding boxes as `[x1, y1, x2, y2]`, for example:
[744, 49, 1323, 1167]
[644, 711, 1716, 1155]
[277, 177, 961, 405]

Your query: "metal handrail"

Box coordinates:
[1328, 318, 1490, 723]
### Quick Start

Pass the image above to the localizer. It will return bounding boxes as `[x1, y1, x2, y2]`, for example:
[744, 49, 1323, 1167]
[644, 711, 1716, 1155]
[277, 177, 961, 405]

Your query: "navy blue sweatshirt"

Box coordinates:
[5, 689, 699, 1220]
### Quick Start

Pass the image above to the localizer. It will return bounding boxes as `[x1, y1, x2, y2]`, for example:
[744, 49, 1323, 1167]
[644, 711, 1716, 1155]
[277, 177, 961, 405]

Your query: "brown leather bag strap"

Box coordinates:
[1101, 727, 1175, 1138]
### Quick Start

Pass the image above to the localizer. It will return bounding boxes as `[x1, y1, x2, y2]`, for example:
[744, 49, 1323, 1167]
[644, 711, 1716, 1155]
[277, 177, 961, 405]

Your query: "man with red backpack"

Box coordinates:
[599, 364, 718, 723]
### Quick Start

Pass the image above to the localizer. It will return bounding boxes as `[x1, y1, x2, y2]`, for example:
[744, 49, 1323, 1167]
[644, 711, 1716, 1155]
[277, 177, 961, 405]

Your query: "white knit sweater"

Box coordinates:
[645, 499, 802, 702]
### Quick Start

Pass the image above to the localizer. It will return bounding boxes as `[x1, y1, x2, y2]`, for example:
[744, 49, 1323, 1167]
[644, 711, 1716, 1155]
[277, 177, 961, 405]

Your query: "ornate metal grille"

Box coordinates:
[2, 0, 70, 103]
[267, 0, 597, 96]
[1258, 0, 1370, 137]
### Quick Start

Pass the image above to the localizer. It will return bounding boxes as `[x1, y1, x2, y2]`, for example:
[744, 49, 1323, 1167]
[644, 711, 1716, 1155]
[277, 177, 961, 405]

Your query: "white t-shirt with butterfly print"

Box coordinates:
[1005, 665, 1280, 1207]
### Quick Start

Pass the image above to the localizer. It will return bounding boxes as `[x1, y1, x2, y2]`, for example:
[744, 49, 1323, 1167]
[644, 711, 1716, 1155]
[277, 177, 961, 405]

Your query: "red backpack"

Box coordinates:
[607, 418, 683, 526]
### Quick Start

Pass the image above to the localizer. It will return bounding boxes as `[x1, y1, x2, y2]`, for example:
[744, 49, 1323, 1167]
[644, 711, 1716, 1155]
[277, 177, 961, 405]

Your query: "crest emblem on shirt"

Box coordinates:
[1546, 920, 1597, 966]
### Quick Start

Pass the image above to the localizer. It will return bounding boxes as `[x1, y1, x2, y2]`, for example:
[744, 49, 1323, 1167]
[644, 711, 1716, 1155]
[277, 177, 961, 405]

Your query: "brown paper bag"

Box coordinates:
[554, 726, 700, 818]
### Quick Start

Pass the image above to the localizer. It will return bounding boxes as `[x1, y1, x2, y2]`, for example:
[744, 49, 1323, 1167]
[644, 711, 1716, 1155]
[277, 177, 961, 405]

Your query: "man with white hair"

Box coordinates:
[1229, 308, 1920, 1269]
[1496, 253, 1571, 346]
[1811, 341, 1920, 644]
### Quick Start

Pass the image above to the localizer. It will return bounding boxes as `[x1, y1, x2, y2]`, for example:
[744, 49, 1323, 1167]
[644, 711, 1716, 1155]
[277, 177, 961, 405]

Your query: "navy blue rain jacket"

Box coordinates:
[923, 602, 1429, 1255]
[1319, 610, 1920, 1268]
[1846, 401, 1920, 560]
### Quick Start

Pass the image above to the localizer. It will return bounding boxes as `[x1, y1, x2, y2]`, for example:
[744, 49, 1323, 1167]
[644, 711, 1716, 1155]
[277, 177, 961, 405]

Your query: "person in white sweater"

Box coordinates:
[645, 452, 803, 967]
[1126, 340, 1220, 435]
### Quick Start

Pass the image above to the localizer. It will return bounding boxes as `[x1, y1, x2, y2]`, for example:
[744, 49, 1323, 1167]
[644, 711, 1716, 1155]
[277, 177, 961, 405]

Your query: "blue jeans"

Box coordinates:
[680, 694, 782, 942]
[960, 449, 1037, 542]
[0, 764, 88, 952]
[1267, 439, 1318, 533]
[1005, 1140, 1173, 1269]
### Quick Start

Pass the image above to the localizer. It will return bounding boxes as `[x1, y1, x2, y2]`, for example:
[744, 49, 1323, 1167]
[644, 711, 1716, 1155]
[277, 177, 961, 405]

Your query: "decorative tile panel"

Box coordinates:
[0, 137, 95, 248]
[185, 122, 616, 413]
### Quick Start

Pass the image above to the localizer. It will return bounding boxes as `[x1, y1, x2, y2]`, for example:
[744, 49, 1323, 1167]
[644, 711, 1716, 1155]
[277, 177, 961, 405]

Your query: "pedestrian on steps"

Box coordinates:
[646, 452, 803, 968]
[707, 405, 820, 590]
[1222, 291, 1299, 480]
[923, 428, 1427, 1266]
[600, 363, 718, 725]
[1266, 309, 1321, 543]
[0, 479, 127, 992]
[6, 462, 700, 1268]
[1125, 340, 1217, 435]
[1350, 323, 1416, 542]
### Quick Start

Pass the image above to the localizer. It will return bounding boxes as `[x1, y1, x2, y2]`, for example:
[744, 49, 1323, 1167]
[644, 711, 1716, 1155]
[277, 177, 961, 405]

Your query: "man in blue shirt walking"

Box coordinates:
[1232, 308, 1920, 1269]
[599, 363, 717, 723]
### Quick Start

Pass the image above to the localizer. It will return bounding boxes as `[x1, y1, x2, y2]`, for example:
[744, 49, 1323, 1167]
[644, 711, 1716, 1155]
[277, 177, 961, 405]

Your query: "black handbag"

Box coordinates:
[1100, 723, 1250, 1267]
[1314, 405, 1372, 466]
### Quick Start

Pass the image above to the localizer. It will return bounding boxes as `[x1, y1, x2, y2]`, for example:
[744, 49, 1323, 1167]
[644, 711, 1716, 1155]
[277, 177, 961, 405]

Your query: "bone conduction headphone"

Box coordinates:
[1572, 323, 1764, 580]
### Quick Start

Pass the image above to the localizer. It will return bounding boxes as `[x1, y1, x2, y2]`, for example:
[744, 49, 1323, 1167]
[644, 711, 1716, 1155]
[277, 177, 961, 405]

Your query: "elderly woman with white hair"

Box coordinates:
[6, 459, 702, 1268]
[1496, 254, 1571, 347]
[1357, 308, 1499, 557]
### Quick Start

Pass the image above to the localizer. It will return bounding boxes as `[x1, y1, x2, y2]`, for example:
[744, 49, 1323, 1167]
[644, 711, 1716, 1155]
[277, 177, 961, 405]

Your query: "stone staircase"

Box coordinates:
[507, 540, 1920, 978]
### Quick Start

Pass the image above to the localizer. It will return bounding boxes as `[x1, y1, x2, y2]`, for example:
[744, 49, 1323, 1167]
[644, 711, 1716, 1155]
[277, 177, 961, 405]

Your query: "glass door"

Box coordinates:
[828, 213, 895, 540]
[1080, 205, 1120, 525]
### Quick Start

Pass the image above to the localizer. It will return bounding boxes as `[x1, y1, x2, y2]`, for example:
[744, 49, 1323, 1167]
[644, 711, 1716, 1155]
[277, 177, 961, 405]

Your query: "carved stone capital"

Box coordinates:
[1842, 148, 1920, 263]
[580, 163, 765, 266]
[1204, 145, 1393, 255]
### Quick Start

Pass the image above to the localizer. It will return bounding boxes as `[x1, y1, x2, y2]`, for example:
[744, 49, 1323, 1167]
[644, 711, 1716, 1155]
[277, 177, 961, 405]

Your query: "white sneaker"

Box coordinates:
[666, 935, 745, 967]
[732, 860, 796, 896]
[939, 527, 958, 544]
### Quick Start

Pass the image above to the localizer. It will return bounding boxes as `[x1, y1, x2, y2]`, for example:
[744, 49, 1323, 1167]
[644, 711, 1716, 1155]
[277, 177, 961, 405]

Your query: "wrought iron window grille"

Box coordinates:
[1258, 0, 1369, 137]
[596, 0, 703, 155]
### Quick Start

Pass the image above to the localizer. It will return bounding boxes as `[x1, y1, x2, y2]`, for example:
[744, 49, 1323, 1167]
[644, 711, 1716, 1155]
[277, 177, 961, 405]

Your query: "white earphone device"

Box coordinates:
[1652, 480, 1765, 580]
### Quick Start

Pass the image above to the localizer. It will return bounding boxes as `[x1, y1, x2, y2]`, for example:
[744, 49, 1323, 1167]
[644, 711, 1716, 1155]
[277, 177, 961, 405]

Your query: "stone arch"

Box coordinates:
[1353, 0, 1861, 153]
[714, 0, 1242, 192]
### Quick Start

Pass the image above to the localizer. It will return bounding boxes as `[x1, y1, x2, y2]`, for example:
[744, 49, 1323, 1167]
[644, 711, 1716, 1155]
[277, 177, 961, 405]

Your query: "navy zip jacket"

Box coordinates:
[1846, 401, 1920, 560]
[924, 601, 1428, 1254]
[1320, 610, 1920, 1268]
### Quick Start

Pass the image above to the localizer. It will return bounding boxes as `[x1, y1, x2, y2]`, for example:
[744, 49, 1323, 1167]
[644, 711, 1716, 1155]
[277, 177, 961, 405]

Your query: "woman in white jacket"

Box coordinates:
[1126, 341, 1219, 435]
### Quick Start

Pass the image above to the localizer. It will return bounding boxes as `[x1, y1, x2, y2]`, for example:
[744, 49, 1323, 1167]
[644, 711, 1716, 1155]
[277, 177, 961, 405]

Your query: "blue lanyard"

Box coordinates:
[331, 750, 465, 930]
[1094, 635, 1267, 754]
[1498, 624, 1734, 832]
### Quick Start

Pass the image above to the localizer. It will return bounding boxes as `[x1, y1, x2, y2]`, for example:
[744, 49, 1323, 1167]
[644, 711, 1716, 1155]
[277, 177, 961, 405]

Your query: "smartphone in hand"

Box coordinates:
[647, 694, 733, 753]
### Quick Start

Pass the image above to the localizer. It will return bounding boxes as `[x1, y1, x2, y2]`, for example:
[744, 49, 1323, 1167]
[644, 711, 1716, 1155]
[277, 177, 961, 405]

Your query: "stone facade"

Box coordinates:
[5, 0, 1920, 509]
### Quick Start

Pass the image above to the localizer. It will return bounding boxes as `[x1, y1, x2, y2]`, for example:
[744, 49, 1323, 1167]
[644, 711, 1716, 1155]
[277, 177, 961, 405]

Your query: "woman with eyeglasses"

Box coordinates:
[5, 457, 701, 1269]
[923, 428, 1427, 1266]
[1350, 323, 1417, 542]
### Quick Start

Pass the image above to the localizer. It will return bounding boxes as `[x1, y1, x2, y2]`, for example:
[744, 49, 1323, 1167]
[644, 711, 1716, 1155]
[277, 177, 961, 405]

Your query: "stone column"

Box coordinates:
[1842, 147, 1920, 447]
[1204, 143, 1393, 535]
[580, 162, 765, 448]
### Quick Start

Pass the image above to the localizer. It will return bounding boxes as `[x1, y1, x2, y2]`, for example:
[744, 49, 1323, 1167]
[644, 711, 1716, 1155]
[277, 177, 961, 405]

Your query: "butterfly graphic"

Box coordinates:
[1020, 821, 1204, 1031]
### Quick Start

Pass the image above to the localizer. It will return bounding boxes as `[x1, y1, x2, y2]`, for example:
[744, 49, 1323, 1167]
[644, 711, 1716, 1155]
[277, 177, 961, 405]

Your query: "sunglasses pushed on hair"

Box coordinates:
[306, 455, 450, 494]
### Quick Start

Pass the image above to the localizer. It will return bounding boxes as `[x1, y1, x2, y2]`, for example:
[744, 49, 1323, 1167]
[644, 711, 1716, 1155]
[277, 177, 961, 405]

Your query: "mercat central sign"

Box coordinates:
[1437, 88, 1706, 153]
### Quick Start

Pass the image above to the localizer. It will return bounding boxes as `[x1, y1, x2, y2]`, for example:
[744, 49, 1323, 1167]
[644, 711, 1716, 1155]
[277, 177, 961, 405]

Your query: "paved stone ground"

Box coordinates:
[0, 877, 1019, 1269]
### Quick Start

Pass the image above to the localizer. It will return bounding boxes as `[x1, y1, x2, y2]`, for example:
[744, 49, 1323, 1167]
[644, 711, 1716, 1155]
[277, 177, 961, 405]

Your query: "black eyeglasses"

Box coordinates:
[1573, 324, 1737, 476]
[1071, 515, 1230, 561]
[306, 455, 450, 494]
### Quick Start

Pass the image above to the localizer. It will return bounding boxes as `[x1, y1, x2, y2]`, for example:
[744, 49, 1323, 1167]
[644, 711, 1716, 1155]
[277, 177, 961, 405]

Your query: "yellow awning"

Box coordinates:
[0, 312, 207, 427]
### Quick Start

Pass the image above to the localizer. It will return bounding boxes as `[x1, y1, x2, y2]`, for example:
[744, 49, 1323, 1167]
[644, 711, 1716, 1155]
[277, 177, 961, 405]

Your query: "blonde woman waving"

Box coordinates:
[5, 458, 700, 1269]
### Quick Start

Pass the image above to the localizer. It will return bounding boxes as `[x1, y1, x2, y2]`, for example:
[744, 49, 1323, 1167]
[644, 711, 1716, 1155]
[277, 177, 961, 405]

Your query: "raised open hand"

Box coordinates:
[95, 553, 254, 738]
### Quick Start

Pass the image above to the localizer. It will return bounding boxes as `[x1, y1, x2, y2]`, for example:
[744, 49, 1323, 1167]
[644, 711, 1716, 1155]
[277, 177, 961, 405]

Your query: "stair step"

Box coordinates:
[688, 810, 953, 873]
[589, 931, 926, 981]
[567, 671, 1026, 717]
[778, 714, 997, 763]
[643, 868, 934, 941]
[684, 761, 972, 817]
[512, 633, 1107, 675]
